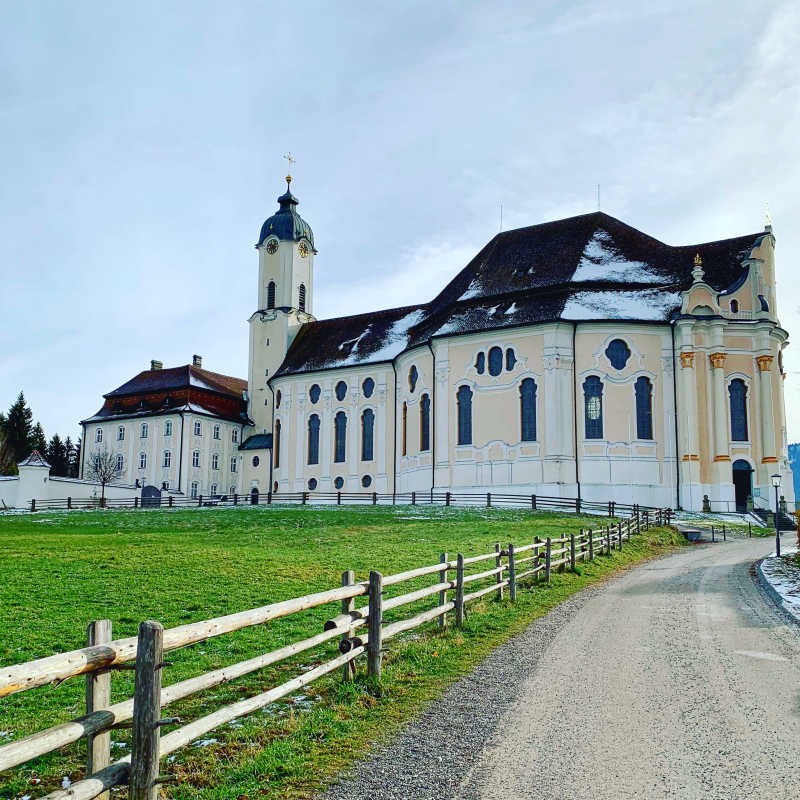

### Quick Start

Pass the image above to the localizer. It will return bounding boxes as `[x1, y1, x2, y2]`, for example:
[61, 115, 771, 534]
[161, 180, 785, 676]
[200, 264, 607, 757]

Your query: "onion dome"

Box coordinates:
[257, 178, 314, 248]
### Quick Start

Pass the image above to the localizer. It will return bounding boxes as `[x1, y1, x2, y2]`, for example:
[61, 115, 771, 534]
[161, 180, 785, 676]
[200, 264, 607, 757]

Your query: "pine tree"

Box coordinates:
[4, 392, 33, 464]
[0, 418, 15, 476]
[31, 422, 47, 457]
[67, 437, 82, 478]
[47, 434, 69, 476]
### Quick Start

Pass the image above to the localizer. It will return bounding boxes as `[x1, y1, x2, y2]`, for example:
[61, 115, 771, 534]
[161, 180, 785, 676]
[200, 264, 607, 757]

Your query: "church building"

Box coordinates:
[82, 178, 794, 513]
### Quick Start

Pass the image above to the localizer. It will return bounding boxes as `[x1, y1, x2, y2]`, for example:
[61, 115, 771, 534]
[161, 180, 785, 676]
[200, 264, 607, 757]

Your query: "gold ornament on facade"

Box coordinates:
[694, 253, 702, 267]
[756, 355, 774, 372]
[679, 351, 695, 369]
[709, 352, 726, 369]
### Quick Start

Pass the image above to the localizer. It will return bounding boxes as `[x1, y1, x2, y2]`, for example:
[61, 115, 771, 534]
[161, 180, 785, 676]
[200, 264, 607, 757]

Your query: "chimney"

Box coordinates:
[192, 354, 203, 368]
[150, 359, 163, 371]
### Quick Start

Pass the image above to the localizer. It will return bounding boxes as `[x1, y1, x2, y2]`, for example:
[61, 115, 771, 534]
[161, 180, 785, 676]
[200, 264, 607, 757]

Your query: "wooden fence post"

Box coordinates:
[455, 554, 465, 626]
[439, 552, 448, 629]
[129, 621, 163, 800]
[487, 492, 491, 508]
[86, 620, 112, 793]
[531, 494, 536, 510]
[168, 495, 173, 508]
[588, 527, 594, 560]
[606, 527, 612, 554]
[197, 494, 202, 507]
[608, 500, 612, 517]
[445, 491, 451, 507]
[367, 572, 383, 678]
[135, 496, 140, 509]
[233, 492, 238, 506]
[30, 499, 35, 512]
[411, 491, 416, 506]
[341, 571, 356, 681]
[570, 533, 576, 571]
[494, 543, 504, 600]
[508, 543, 516, 601]
[372, 491, 377, 505]
[545, 538, 552, 583]
[67, 496, 72, 510]
[618, 523, 623, 550]
[337, 491, 342, 505]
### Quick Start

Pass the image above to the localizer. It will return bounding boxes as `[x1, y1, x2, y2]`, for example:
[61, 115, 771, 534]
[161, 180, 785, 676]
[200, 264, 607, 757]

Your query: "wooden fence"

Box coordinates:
[0, 509, 671, 799]
[23, 489, 660, 519]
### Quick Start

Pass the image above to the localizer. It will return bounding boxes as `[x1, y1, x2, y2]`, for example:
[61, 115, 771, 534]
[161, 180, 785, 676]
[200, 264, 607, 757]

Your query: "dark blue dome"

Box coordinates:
[257, 181, 314, 248]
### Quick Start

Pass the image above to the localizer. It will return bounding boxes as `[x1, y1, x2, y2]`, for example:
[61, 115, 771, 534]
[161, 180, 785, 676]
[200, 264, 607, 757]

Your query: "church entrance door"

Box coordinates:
[732, 460, 752, 513]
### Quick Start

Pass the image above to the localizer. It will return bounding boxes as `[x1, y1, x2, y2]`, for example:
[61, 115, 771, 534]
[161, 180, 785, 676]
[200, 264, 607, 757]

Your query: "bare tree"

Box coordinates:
[85, 448, 122, 506]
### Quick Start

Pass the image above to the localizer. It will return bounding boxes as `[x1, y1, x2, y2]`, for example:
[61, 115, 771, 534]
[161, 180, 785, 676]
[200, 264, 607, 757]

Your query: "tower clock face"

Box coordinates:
[298, 241, 309, 258]
[266, 239, 278, 254]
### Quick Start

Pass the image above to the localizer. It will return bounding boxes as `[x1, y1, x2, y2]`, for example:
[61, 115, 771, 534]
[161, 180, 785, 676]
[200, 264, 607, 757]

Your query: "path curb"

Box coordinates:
[755, 556, 800, 628]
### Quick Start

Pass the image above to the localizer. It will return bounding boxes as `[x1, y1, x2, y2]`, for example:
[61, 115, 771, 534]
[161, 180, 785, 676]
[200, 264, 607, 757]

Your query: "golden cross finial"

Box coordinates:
[694, 253, 702, 267]
[283, 152, 295, 184]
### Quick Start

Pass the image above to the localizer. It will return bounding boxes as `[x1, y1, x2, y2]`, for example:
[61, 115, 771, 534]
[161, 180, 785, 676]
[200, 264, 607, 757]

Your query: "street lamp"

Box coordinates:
[771, 473, 782, 557]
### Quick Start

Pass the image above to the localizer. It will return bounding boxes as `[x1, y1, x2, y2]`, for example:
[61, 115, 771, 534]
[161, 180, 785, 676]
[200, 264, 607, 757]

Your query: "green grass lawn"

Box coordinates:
[0, 504, 683, 799]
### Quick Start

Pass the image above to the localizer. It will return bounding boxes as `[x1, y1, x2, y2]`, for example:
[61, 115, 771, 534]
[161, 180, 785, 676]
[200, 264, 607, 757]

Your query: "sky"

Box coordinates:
[1, 0, 799, 445]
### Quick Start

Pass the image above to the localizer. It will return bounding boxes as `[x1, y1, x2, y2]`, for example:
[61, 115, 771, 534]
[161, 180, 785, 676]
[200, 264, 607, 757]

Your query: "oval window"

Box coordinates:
[336, 381, 347, 401]
[334, 476, 344, 490]
[506, 348, 516, 370]
[308, 478, 318, 490]
[309, 384, 321, 404]
[605, 339, 631, 370]
[488, 347, 503, 376]
[408, 365, 418, 392]
[252, 456, 260, 467]
[362, 475, 372, 488]
[475, 352, 485, 374]
[362, 377, 375, 398]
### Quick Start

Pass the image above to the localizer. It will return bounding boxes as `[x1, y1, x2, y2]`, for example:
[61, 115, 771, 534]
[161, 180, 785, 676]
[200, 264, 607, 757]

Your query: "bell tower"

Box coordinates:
[247, 172, 316, 431]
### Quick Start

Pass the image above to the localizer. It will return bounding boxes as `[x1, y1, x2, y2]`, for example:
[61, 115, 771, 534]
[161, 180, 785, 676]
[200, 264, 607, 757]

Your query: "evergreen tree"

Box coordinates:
[31, 421, 47, 456]
[4, 392, 33, 464]
[67, 437, 82, 478]
[47, 434, 69, 476]
[0, 419, 15, 475]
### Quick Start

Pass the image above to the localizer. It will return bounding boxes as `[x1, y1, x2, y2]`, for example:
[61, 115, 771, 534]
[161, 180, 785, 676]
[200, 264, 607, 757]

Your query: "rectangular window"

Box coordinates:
[457, 386, 472, 446]
[583, 377, 604, 440]
[139, 452, 147, 470]
[232, 429, 239, 444]
[212, 454, 219, 470]
[194, 421, 202, 436]
[210, 483, 217, 496]
[163, 451, 171, 468]
[334, 412, 347, 463]
[420, 395, 430, 452]
[115, 454, 124, 471]
[164, 420, 173, 436]
[192, 450, 200, 468]
[274, 420, 281, 468]
[213, 424, 220, 439]
[95, 429, 103, 443]
[140, 423, 148, 439]
[230, 457, 237, 473]
[117, 426, 125, 441]
[191, 482, 198, 499]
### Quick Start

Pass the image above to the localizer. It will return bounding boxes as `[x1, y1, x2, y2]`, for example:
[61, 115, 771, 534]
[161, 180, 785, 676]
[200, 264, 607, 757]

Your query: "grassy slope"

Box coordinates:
[0, 505, 683, 799]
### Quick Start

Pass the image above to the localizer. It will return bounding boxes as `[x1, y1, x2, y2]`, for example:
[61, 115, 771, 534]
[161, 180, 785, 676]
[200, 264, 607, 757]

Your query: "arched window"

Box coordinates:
[267, 281, 276, 309]
[457, 385, 473, 445]
[408, 365, 418, 392]
[519, 378, 537, 441]
[308, 414, 320, 465]
[334, 411, 347, 462]
[605, 339, 631, 370]
[274, 420, 281, 468]
[730, 299, 739, 313]
[488, 347, 503, 376]
[634, 377, 653, 440]
[276, 390, 282, 409]
[402, 402, 408, 456]
[583, 376, 603, 439]
[420, 393, 430, 452]
[362, 377, 375, 398]
[298, 283, 306, 312]
[336, 381, 347, 401]
[309, 384, 321, 404]
[506, 348, 517, 371]
[475, 352, 485, 374]
[362, 409, 374, 461]
[729, 379, 748, 441]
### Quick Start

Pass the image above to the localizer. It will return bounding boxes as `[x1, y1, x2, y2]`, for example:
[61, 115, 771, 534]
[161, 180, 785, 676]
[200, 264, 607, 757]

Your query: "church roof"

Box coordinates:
[19, 450, 50, 468]
[276, 212, 767, 377]
[105, 365, 246, 399]
[257, 182, 315, 248]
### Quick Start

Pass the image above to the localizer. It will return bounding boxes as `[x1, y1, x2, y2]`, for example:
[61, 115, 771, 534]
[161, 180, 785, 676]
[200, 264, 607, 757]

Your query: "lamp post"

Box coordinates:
[771, 473, 781, 557]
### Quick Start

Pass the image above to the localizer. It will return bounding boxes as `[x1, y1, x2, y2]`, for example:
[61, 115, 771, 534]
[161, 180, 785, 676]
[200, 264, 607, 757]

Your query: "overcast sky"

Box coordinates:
[1, 0, 799, 445]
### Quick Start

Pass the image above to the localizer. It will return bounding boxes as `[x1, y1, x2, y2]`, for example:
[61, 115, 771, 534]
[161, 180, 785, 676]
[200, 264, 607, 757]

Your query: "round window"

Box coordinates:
[362, 377, 375, 398]
[335, 381, 347, 401]
[334, 476, 344, 490]
[361, 475, 372, 488]
[308, 478, 318, 490]
[309, 384, 320, 404]
[252, 456, 260, 467]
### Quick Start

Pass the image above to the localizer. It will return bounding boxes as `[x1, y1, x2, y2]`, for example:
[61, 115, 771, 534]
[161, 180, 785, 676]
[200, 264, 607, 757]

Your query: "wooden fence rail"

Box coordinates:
[0, 508, 671, 798]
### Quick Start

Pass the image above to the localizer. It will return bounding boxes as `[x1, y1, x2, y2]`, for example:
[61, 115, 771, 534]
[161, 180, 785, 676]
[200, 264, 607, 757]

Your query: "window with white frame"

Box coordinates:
[232, 429, 239, 444]
[230, 457, 237, 473]
[163, 451, 171, 468]
[115, 454, 124, 471]
[190, 481, 198, 499]
[210, 483, 217, 496]
[117, 426, 125, 441]
[139, 452, 147, 470]
[194, 421, 202, 436]
[192, 450, 200, 468]
[212, 453, 219, 470]
[140, 422, 148, 439]
[213, 424, 220, 439]
[95, 429, 103, 443]
[164, 420, 173, 436]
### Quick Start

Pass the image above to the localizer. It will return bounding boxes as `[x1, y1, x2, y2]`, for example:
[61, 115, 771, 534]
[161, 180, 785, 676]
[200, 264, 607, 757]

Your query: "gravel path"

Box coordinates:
[322, 534, 800, 800]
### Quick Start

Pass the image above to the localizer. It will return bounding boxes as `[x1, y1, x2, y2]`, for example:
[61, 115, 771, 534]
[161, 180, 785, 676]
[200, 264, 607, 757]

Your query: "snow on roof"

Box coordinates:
[561, 289, 682, 321]
[570, 228, 673, 284]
